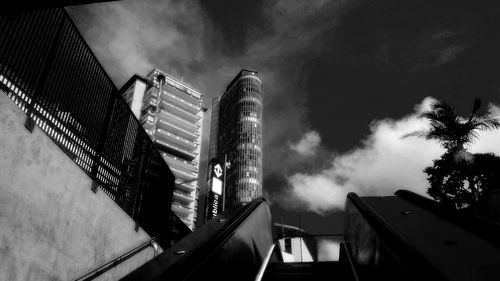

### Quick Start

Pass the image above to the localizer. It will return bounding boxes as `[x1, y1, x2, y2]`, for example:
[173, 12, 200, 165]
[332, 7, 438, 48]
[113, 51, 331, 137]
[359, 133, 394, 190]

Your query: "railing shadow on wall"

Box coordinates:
[0, 8, 187, 248]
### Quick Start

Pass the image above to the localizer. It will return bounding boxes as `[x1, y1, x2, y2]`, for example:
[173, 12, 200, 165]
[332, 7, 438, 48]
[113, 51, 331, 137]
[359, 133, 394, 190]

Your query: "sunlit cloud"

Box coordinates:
[282, 98, 500, 215]
[289, 130, 321, 157]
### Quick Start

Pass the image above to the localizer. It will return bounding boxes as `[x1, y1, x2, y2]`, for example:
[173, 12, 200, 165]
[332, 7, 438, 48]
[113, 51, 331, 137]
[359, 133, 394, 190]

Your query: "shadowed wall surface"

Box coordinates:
[0, 91, 159, 280]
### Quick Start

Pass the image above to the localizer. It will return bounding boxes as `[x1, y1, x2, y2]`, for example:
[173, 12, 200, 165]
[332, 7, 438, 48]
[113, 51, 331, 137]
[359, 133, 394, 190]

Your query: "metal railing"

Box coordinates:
[73, 238, 160, 281]
[254, 244, 276, 281]
[345, 192, 444, 280]
[122, 197, 274, 281]
[0, 8, 178, 247]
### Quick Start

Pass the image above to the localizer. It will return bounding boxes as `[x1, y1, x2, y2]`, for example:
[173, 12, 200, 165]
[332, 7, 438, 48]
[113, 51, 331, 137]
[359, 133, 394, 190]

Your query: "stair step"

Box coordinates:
[263, 262, 344, 281]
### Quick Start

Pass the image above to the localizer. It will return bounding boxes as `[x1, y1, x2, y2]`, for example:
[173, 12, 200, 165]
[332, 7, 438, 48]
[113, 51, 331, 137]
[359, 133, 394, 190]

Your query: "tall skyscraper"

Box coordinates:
[120, 69, 204, 230]
[208, 69, 263, 209]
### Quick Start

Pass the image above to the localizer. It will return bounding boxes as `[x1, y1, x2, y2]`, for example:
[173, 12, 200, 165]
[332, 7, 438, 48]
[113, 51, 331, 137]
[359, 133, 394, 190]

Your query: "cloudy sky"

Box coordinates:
[67, 0, 500, 234]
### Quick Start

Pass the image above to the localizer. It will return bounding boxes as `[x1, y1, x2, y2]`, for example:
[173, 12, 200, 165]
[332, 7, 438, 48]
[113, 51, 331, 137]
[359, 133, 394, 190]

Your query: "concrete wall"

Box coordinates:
[0, 91, 160, 280]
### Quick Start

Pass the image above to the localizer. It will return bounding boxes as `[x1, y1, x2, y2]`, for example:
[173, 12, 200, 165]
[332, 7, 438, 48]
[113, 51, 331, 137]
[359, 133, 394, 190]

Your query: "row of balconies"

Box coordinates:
[174, 180, 197, 194]
[163, 80, 202, 106]
[161, 152, 198, 174]
[160, 89, 201, 116]
[156, 118, 198, 143]
[139, 105, 201, 144]
[160, 99, 200, 124]
[157, 109, 200, 133]
[171, 202, 194, 216]
[141, 98, 201, 133]
[170, 165, 197, 182]
[154, 138, 196, 161]
[173, 190, 195, 205]
[155, 128, 198, 152]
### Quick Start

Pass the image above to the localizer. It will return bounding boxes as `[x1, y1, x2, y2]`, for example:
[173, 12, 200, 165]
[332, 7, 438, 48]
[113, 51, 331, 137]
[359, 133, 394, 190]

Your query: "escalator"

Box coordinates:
[259, 237, 358, 281]
[121, 197, 275, 281]
[121, 197, 357, 281]
[262, 261, 347, 281]
[121, 191, 500, 281]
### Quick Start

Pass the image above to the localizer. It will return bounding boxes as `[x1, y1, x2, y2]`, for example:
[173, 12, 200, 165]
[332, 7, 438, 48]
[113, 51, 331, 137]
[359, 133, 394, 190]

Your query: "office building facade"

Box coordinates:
[121, 69, 203, 229]
[208, 69, 263, 208]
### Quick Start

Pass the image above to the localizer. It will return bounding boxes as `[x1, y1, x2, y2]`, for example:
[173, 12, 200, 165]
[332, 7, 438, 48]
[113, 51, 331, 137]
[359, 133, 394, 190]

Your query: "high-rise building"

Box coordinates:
[120, 69, 203, 230]
[208, 69, 263, 209]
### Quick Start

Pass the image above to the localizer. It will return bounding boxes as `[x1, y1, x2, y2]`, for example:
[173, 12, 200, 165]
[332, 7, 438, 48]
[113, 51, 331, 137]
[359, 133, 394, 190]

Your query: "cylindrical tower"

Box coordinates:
[217, 70, 263, 208]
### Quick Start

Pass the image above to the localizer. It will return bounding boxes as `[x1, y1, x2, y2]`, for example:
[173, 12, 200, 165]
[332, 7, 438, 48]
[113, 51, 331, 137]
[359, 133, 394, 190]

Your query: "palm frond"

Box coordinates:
[469, 98, 482, 122]
[402, 130, 428, 139]
[411, 99, 500, 150]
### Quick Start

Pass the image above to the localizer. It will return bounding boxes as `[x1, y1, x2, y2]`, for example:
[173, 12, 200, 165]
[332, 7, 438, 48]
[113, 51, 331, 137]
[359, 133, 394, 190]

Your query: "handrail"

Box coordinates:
[339, 243, 360, 281]
[346, 192, 446, 280]
[395, 189, 500, 248]
[73, 238, 158, 281]
[122, 197, 269, 281]
[254, 244, 275, 281]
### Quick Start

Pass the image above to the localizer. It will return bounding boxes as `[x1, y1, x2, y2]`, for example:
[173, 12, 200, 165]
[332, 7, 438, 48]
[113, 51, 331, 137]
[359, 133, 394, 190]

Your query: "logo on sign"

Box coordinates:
[214, 164, 223, 178]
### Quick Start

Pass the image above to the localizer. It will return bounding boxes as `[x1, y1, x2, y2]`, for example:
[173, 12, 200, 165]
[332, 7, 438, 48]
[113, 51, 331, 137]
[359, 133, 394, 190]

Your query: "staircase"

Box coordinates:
[263, 261, 351, 281]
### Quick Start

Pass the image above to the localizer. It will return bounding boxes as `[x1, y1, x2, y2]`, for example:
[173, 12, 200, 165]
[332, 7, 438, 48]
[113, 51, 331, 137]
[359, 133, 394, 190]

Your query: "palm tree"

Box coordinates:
[417, 99, 499, 153]
[410, 99, 500, 207]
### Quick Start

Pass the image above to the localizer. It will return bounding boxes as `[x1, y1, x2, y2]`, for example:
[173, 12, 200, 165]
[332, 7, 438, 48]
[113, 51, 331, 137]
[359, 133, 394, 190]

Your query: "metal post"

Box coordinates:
[132, 140, 149, 231]
[24, 12, 65, 132]
[299, 213, 303, 262]
[222, 154, 227, 211]
[91, 92, 116, 193]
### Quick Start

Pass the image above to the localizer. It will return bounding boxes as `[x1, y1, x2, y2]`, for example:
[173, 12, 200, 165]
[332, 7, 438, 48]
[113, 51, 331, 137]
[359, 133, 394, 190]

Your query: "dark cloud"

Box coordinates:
[68, 0, 500, 233]
[302, 0, 500, 153]
[198, 0, 273, 56]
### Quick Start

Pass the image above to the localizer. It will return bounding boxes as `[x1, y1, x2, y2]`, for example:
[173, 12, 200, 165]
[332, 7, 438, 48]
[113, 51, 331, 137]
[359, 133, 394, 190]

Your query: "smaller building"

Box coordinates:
[273, 223, 317, 262]
[120, 69, 204, 230]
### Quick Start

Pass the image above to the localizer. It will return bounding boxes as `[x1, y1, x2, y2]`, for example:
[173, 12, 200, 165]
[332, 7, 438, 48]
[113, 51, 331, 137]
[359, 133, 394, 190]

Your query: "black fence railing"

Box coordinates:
[0, 8, 177, 247]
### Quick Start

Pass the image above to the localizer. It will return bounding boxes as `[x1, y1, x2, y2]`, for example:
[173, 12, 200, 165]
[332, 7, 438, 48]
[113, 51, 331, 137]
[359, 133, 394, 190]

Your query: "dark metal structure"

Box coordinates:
[122, 192, 500, 281]
[345, 191, 500, 281]
[0, 8, 184, 247]
[122, 197, 275, 281]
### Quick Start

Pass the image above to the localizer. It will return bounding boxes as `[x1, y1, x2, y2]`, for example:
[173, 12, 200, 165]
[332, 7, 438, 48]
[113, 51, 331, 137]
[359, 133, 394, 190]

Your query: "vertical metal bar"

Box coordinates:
[10, 11, 38, 90]
[2, 13, 27, 83]
[79, 50, 94, 133]
[24, 10, 54, 91]
[85, 59, 100, 145]
[223, 153, 227, 211]
[38, 28, 63, 113]
[63, 40, 84, 131]
[91, 92, 116, 192]
[132, 140, 150, 231]
[88, 64, 104, 144]
[14, 11, 42, 91]
[24, 9, 65, 132]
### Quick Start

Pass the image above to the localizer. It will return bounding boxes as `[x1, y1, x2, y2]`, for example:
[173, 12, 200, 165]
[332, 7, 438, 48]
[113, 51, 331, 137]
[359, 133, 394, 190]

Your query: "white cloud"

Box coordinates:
[284, 98, 500, 215]
[289, 130, 321, 157]
[470, 103, 500, 154]
[67, 0, 206, 86]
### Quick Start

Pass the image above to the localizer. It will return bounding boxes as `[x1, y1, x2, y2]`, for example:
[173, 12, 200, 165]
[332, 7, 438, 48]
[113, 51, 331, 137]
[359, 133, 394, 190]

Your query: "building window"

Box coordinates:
[285, 238, 292, 253]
